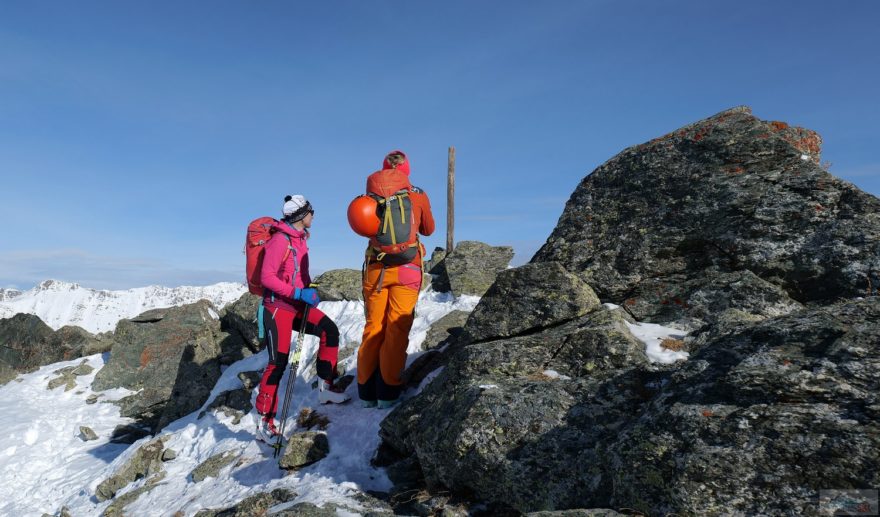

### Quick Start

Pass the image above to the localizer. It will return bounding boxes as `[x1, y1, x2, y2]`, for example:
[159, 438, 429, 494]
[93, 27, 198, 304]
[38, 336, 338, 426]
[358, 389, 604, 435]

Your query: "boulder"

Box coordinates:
[533, 106, 880, 316]
[462, 262, 601, 343]
[92, 301, 224, 433]
[191, 451, 240, 482]
[95, 437, 168, 501]
[431, 241, 514, 296]
[219, 293, 262, 352]
[314, 268, 363, 301]
[422, 310, 470, 350]
[0, 315, 105, 386]
[0, 314, 56, 375]
[279, 431, 330, 469]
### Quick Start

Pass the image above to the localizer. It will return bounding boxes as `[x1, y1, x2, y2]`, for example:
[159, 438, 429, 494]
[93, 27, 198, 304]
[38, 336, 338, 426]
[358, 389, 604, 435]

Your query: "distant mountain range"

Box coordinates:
[0, 279, 247, 334]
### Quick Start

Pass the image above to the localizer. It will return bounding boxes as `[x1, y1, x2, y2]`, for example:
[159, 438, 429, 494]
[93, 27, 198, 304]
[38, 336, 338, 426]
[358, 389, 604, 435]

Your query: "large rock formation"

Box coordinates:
[0, 313, 106, 385]
[379, 108, 880, 515]
[533, 106, 879, 324]
[92, 301, 225, 433]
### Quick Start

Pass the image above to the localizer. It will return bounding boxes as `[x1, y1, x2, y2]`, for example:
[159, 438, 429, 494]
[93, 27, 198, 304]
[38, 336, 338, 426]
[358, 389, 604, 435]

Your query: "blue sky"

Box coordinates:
[1, 1, 878, 290]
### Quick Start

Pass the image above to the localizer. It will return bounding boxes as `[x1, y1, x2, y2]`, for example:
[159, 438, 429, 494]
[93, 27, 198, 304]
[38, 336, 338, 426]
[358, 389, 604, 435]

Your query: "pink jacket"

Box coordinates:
[261, 221, 311, 312]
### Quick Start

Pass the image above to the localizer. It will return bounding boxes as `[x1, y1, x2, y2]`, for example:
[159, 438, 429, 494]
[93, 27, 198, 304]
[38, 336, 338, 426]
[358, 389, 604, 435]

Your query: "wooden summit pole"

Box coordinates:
[447, 146, 455, 253]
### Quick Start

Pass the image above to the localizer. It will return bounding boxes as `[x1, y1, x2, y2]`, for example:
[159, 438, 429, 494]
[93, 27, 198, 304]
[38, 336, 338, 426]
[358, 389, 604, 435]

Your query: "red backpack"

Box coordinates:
[244, 217, 290, 295]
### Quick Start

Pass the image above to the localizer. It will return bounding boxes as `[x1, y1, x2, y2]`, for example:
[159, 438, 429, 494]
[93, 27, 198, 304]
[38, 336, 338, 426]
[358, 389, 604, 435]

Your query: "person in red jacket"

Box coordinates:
[254, 195, 349, 443]
[357, 151, 435, 408]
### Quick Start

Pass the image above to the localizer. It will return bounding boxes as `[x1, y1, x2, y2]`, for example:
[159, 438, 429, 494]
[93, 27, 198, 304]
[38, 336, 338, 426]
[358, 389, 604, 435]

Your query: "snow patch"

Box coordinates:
[624, 321, 689, 364]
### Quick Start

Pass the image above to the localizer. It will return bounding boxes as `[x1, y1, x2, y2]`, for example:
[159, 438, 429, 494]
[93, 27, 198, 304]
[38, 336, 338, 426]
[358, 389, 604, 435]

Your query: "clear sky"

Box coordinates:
[1, 1, 878, 290]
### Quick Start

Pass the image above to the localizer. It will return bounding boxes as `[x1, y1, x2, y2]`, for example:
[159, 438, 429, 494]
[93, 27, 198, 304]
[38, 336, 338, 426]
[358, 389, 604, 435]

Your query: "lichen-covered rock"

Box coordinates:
[278, 432, 330, 469]
[191, 451, 240, 482]
[422, 310, 470, 350]
[91, 301, 224, 433]
[0, 316, 106, 385]
[314, 268, 363, 301]
[533, 106, 880, 313]
[606, 297, 880, 516]
[193, 489, 296, 517]
[620, 268, 805, 330]
[462, 262, 601, 343]
[95, 437, 167, 501]
[431, 241, 514, 296]
[381, 308, 652, 512]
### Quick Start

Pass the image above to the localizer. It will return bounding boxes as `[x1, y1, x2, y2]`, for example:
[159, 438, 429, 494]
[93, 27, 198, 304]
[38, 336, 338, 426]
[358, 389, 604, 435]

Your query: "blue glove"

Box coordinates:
[294, 287, 320, 306]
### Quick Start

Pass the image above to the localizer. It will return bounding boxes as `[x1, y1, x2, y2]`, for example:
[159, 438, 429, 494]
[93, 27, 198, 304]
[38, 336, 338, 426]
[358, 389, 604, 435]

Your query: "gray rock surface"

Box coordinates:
[462, 262, 601, 343]
[194, 489, 296, 517]
[219, 293, 261, 352]
[279, 431, 330, 469]
[422, 310, 470, 350]
[609, 297, 880, 515]
[533, 106, 880, 316]
[79, 426, 98, 441]
[91, 301, 224, 433]
[191, 451, 240, 482]
[431, 240, 514, 296]
[377, 108, 880, 515]
[0, 316, 107, 386]
[95, 437, 167, 501]
[314, 268, 363, 301]
[381, 308, 651, 512]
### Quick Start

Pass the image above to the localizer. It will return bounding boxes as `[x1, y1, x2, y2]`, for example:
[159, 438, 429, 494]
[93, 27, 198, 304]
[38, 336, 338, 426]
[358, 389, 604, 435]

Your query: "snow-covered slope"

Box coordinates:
[0, 280, 247, 333]
[0, 290, 481, 517]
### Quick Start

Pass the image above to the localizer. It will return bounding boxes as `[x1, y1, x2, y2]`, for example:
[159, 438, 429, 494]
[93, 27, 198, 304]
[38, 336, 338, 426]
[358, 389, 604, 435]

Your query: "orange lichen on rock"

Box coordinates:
[769, 121, 789, 131]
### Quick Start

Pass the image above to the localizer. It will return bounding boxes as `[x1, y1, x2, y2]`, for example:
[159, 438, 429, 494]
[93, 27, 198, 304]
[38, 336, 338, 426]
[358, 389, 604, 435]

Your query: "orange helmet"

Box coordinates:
[347, 195, 379, 237]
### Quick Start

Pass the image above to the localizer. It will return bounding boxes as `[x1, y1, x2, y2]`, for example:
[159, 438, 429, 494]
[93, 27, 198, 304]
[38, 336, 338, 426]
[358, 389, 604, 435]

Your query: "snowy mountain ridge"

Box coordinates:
[0, 279, 247, 334]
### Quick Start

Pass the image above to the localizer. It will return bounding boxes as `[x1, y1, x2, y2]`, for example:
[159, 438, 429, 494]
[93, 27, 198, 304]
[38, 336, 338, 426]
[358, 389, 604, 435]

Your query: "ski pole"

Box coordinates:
[273, 304, 311, 458]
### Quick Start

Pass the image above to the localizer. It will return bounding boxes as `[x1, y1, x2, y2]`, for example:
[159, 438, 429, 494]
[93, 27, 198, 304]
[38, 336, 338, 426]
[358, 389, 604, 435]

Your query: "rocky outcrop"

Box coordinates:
[462, 262, 601, 343]
[191, 451, 240, 482]
[534, 106, 879, 323]
[95, 437, 169, 502]
[219, 293, 261, 352]
[378, 108, 880, 515]
[92, 301, 224, 433]
[193, 489, 297, 517]
[0, 314, 104, 385]
[608, 297, 880, 515]
[430, 241, 514, 296]
[314, 269, 363, 301]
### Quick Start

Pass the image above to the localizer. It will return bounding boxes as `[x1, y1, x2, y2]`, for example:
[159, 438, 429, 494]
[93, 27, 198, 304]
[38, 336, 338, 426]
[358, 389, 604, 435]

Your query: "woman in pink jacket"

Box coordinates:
[255, 194, 349, 442]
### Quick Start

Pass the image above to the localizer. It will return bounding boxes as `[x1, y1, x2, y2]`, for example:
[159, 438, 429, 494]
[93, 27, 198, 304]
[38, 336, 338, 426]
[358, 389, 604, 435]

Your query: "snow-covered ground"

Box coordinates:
[0, 290, 480, 517]
[0, 280, 247, 334]
[0, 287, 687, 517]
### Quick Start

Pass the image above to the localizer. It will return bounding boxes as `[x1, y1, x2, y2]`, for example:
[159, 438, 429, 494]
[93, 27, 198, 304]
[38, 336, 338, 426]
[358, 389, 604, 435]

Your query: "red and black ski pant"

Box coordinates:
[255, 302, 339, 417]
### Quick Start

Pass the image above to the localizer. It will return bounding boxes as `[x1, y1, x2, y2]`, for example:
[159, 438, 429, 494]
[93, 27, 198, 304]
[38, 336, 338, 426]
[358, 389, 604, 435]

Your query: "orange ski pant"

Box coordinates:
[357, 261, 422, 402]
